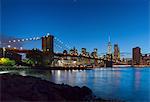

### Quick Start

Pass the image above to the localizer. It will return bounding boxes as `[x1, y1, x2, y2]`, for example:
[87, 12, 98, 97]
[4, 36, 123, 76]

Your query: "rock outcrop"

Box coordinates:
[0, 73, 122, 102]
[0, 73, 94, 101]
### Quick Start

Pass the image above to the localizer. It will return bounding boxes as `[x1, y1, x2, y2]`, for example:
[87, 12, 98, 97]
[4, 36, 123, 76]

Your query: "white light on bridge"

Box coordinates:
[36, 37, 40, 40]
[13, 40, 16, 42]
[61, 41, 63, 44]
[47, 33, 50, 37]
[26, 38, 28, 41]
[20, 47, 23, 50]
[29, 38, 32, 40]
[57, 38, 60, 42]
[33, 37, 36, 40]
[14, 47, 16, 49]
[8, 45, 11, 48]
[22, 39, 24, 41]
[9, 41, 11, 43]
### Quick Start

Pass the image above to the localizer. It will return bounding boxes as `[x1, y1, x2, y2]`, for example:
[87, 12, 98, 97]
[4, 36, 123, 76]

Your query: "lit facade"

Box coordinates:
[107, 36, 112, 54]
[113, 44, 120, 62]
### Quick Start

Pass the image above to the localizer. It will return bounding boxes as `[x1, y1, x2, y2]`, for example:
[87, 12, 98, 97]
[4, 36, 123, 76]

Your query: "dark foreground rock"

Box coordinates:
[0, 74, 123, 102]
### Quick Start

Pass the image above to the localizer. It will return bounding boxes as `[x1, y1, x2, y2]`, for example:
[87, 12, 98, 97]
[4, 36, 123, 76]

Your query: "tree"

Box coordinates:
[26, 49, 43, 66]
[0, 58, 15, 66]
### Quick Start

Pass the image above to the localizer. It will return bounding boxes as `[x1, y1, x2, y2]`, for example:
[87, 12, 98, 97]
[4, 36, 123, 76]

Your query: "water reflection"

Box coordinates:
[4, 67, 150, 102]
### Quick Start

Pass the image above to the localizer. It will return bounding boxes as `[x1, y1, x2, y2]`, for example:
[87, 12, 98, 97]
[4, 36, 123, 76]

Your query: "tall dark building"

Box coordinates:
[69, 47, 78, 55]
[42, 35, 54, 53]
[132, 47, 141, 65]
[114, 44, 120, 62]
[81, 48, 86, 56]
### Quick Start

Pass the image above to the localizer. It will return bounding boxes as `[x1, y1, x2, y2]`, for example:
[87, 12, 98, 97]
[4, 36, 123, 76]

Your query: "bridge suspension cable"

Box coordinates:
[54, 36, 71, 53]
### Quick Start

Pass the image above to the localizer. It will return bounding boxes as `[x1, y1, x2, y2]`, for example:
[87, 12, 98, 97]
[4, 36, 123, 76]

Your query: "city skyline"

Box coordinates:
[1, 0, 150, 54]
[0, 1, 150, 102]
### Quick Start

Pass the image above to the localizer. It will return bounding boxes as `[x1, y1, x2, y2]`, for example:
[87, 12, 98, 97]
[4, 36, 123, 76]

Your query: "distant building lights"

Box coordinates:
[14, 47, 16, 49]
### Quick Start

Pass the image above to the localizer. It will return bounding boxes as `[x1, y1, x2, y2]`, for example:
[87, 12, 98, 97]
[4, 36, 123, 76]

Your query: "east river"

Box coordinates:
[0, 67, 150, 102]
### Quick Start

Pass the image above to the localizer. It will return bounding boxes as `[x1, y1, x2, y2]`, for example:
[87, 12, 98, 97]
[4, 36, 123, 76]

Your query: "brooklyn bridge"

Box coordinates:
[0, 33, 130, 68]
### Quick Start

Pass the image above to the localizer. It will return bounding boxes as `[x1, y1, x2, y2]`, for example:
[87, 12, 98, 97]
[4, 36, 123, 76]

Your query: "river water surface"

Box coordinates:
[1, 67, 150, 102]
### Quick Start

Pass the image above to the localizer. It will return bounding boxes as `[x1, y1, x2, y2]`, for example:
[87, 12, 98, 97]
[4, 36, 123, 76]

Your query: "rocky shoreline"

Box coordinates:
[0, 74, 123, 102]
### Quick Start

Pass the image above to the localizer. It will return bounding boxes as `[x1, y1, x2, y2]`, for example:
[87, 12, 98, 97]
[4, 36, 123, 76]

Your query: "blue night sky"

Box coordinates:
[1, 0, 150, 56]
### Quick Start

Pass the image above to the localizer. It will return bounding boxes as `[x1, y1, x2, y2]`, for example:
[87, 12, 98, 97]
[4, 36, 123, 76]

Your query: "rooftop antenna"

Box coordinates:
[107, 33, 112, 54]
[108, 33, 111, 42]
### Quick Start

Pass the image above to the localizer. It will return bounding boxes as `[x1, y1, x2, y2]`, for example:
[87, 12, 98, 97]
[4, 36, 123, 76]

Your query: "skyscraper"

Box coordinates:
[107, 35, 112, 54]
[132, 47, 141, 65]
[114, 44, 120, 62]
[81, 48, 86, 56]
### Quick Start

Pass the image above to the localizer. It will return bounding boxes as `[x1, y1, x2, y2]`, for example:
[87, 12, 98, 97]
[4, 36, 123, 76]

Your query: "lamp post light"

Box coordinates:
[8, 45, 11, 48]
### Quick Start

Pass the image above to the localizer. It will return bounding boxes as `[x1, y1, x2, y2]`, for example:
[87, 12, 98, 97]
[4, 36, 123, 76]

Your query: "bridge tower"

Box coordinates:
[42, 34, 54, 52]
[42, 34, 54, 66]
